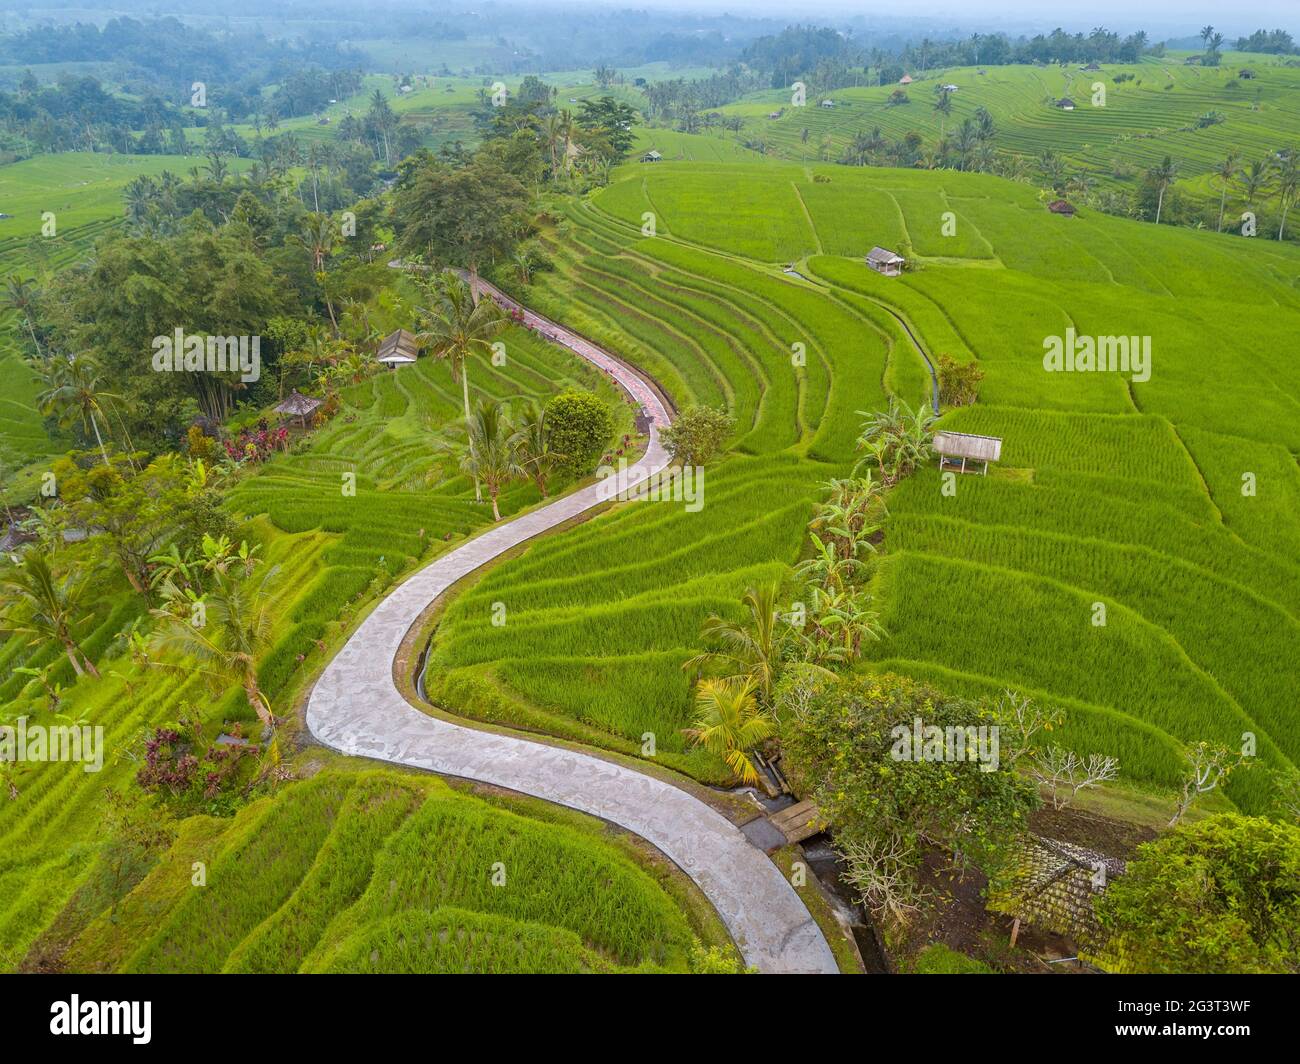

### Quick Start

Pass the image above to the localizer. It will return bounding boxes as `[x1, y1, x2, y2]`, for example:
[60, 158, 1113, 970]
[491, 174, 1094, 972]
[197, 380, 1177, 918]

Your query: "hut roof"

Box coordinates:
[1056, 97, 1076, 108]
[1048, 199, 1077, 215]
[376, 328, 419, 364]
[933, 430, 1002, 462]
[641, 149, 662, 161]
[275, 390, 322, 417]
[988, 834, 1125, 956]
[866, 246, 905, 267]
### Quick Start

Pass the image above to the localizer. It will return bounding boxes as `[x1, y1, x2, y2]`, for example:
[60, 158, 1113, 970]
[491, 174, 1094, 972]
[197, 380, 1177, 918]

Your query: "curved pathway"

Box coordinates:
[307, 276, 838, 974]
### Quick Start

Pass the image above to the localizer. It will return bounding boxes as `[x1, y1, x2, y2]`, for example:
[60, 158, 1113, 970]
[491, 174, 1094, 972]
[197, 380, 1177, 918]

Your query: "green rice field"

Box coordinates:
[428, 155, 1300, 815]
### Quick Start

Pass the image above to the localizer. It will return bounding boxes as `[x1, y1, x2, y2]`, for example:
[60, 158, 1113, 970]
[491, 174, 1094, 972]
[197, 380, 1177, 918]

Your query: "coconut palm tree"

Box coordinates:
[149, 558, 279, 729]
[37, 355, 118, 464]
[0, 548, 99, 678]
[683, 676, 777, 786]
[460, 400, 524, 521]
[1236, 159, 1271, 219]
[1272, 149, 1299, 240]
[2, 274, 43, 357]
[932, 87, 953, 141]
[1213, 151, 1240, 232]
[510, 400, 565, 498]
[1147, 155, 1179, 224]
[416, 272, 507, 503]
[683, 582, 791, 707]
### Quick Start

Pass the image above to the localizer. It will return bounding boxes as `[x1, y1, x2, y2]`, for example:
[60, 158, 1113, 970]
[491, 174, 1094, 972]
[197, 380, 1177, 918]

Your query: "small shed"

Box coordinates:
[1055, 97, 1076, 111]
[275, 390, 322, 427]
[988, 835, 1125, 962]
[934, 430, 1002, 475]
[866, 246, 906, 277]
[1047, 199, 1077, 216]
[820, 98, 836, 108]
[767, 109, 783, 119]
[940, 83, 959, 92]
[640, 149, 662, 163]
[376, 329, 419, 367]
[899, 74, 913, 85]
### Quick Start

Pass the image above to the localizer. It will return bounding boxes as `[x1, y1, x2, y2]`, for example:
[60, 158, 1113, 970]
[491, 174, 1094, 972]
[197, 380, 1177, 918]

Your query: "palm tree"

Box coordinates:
[511, 400, 565, 498]
[683, 582, 790, 706]
[1147, 155, 1178, 225]
[1273, 150, 1299, 241]
[0, 549, 99, 678]
[150, 560, 279, 729]
[416, 271, 507, 503]
[683, 676, 777, 786]
[2, 274, 43, 357]
[37, 355, 117, 464]
[932, 87, 953, 142]
[460, 400, 524, 521]
[1213, 151, 1240, 232]
[1236, 159, 1271, 222]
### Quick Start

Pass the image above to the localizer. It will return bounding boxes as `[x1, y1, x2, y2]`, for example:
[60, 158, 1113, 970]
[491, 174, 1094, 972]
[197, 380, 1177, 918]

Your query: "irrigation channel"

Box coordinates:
[308, 274, 840, 973]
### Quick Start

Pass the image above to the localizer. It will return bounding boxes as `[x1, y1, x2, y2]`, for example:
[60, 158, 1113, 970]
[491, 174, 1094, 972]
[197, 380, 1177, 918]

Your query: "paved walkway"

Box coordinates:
[307, 276, 838, 973]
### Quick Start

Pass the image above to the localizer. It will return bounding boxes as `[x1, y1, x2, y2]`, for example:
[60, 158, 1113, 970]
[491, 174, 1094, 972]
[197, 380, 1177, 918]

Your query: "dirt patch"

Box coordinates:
[1030, 805, 1158, 859]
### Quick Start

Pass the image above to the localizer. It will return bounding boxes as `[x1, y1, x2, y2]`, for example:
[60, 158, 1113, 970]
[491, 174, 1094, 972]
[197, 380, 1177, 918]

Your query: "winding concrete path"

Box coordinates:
[307, 276, 838, 974]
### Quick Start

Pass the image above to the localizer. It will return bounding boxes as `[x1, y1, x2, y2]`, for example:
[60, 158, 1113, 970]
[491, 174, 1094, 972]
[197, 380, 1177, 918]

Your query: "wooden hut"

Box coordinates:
[934, 430, 1002, 475]
[275, 390, 322, 427]
[640, 149, 662, 162]
[866, 246, 906, 277]
[1055, 97, 1076, 111]
[1047, 199, 1077, 216]
[376, 329, 419, 368]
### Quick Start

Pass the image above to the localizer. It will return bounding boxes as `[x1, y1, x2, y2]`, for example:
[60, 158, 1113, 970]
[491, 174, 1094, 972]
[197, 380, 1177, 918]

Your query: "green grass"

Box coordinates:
[706, 53, 1300, 234]
[428, 157, 1300, 812]
[64, 769, 717, 974]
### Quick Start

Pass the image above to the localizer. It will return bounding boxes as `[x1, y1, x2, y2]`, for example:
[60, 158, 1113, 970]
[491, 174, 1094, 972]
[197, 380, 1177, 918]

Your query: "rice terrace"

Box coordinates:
[0, 0, 1298, 1011]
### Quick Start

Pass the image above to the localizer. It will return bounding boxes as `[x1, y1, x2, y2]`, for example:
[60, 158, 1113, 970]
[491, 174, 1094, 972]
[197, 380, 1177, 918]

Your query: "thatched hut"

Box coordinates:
[934, 430, 1002, 475]
[376, 329, 419, 368]
[275, 390, 322, 427]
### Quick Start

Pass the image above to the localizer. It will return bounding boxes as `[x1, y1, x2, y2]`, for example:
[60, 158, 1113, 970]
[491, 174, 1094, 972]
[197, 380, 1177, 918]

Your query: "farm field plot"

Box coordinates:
[61, 768, 725, 973]
[0, 152, 253, 276]
[0, 283, 629, 969]
[709, 54, 1300, 230]
[430, 158, 1300, 814]
[425, 189, 895, 779]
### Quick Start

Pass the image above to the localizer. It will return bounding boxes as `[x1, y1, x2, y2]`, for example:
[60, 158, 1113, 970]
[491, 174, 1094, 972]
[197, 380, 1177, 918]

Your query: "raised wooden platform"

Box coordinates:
[768, 799, 824, 844]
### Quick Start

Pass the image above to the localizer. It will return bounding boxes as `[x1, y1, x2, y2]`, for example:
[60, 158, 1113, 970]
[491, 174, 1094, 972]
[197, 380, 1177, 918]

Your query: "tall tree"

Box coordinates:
[1147, 155, 1179, 225]
[38, 355, 117, 464]
[394, 154, 531, 297]
[1213, 151, 1240, 232]
[415, 271, 507, 502]
[460, 399, 524, 521]
[0, 548, 99, 678]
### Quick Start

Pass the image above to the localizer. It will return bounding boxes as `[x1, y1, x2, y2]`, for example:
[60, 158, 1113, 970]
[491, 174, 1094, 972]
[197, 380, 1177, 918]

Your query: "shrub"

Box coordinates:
[1094, 814, 1300, 973]
[780, 671, 1039, 925]
[544, 390, 614, 475]
[660, 405, 735, 466]
[936, 354, 984, 407]
[185, 425, 215, 461]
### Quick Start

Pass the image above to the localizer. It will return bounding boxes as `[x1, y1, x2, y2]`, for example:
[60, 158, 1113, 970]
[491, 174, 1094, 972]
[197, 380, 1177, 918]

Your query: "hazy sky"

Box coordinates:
[562, 0, 1299, 37]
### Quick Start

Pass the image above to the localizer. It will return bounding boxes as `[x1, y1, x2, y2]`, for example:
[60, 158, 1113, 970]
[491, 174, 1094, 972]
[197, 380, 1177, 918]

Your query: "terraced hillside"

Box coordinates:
[431, 158, 1300, 814]
[0, 292, 630, 969]
[60, 768, 726, 973]
[0, 152, 250, 277]
[710, 53, 1300, 229]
